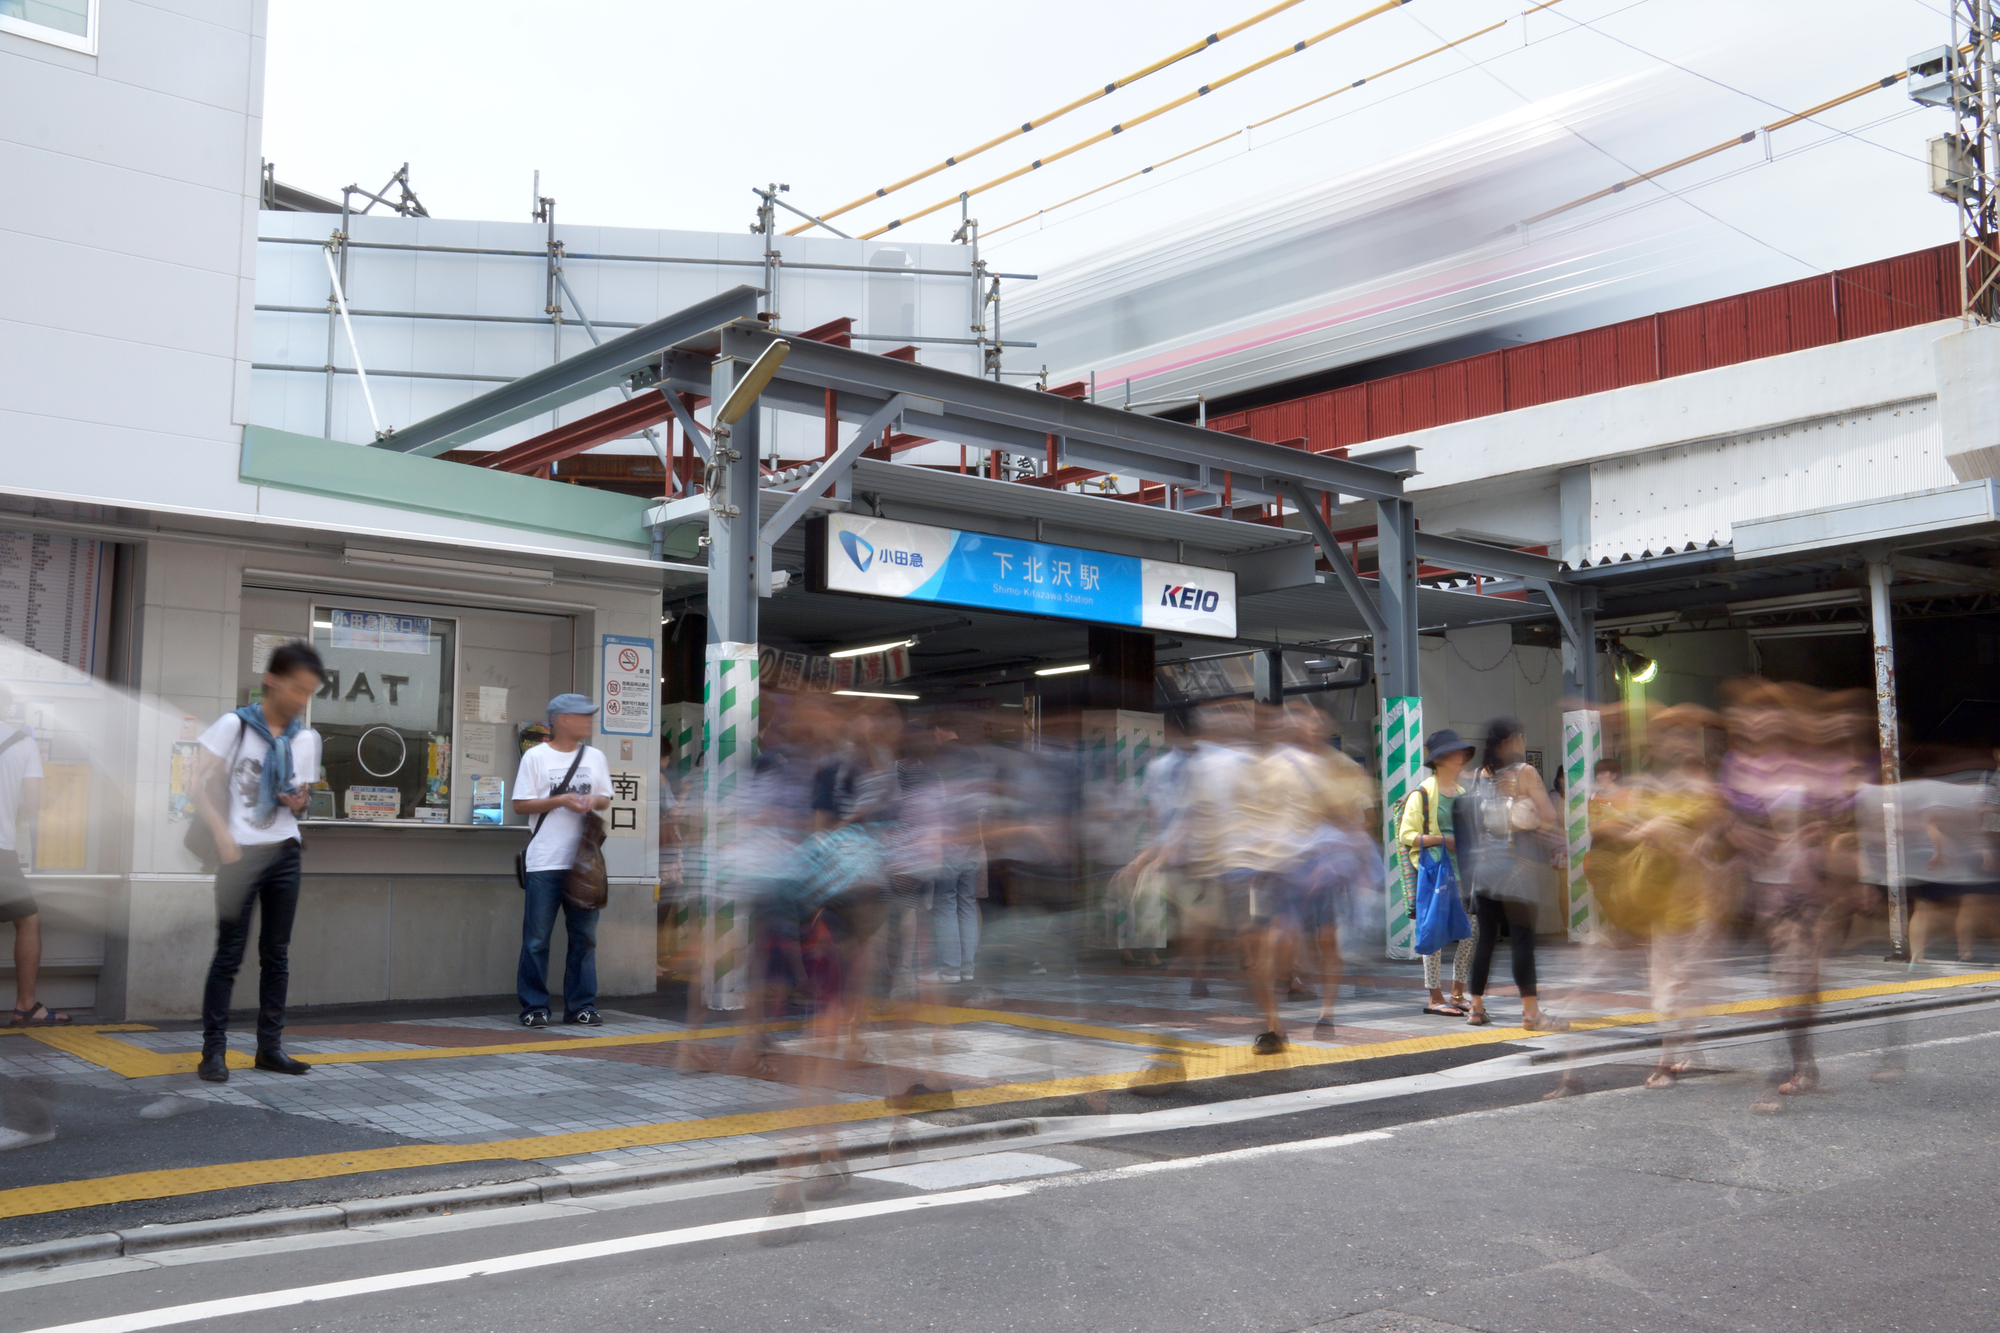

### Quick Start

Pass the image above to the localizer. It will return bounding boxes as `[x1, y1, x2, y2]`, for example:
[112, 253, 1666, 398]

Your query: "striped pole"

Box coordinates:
[1379, 695, 1422, 961]
[1563, 709, 1602, 942]
[699, 641, 759, 1011]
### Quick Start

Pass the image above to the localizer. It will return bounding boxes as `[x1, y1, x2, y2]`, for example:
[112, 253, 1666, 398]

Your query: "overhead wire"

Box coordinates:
[1517, 49, 1960, 228]
[857, 0, 1423, 240]
[985, 3, 1550, 240]
[783, 0, 1317, 235]
[983, 0, 1651, 251]
[1540, 5, 1935, 170]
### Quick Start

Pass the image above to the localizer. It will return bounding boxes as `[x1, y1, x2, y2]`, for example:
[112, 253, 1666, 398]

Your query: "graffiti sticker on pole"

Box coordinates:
[600, 634, 655, 737]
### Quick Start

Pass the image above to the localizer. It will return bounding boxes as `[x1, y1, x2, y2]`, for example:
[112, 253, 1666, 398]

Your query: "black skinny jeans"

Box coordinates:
[202, 839, 302, 1053]
[1469, 893, 1537, 999]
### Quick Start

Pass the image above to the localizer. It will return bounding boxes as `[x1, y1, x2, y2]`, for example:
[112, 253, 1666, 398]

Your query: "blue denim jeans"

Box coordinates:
[518, 869, 598, 1017]
[931, 859, 981, 975]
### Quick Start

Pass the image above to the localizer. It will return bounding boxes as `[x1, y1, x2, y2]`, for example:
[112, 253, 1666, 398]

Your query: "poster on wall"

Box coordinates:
[601, 634, 655, 736]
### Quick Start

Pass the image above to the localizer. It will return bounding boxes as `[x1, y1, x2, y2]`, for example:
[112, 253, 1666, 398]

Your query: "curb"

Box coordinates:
[0, 1117, 1038, 1276]
[1526, 983, 2000, 1066]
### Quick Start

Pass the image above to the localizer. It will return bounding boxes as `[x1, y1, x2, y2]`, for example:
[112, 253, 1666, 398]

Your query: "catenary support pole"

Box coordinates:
[1373, 495, 1423, 961]
[699, 354, 762, 1011]
[1870, 557, 1910, 961]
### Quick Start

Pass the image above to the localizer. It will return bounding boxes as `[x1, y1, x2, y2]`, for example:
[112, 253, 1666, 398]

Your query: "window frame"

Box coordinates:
[0, 0, 99, 56]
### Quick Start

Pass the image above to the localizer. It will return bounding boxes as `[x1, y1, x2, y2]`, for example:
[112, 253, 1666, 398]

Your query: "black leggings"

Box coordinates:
[1469, 894, 1537, 999]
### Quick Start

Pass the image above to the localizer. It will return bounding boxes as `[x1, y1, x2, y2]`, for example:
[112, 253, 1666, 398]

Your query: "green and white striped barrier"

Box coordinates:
[1379, 695, 1422, 961]
[1563, 709, 1602, 941]
[700, 641, 759, 1011]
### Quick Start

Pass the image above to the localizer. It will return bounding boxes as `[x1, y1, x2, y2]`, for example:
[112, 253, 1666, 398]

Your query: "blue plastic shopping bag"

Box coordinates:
[1412, 845, 1473, 955]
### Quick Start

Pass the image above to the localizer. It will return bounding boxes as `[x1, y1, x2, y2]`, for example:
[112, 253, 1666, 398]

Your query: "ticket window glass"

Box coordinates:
[309, 608, 457, 821]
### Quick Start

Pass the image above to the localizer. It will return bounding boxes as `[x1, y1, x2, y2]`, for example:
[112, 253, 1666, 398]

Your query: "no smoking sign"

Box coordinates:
[600, 634, 654, 737]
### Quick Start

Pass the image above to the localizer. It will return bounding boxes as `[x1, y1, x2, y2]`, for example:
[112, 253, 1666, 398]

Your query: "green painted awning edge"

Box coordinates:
[240, 425, 652, 550]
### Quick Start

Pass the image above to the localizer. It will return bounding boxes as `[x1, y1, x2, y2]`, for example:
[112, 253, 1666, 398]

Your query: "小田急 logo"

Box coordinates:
[840, 530, 875, 572]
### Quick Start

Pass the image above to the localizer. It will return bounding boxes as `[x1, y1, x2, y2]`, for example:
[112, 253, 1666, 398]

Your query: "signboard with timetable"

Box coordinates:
[600, 634, 655, 736]
[811, 513, 1237, 639]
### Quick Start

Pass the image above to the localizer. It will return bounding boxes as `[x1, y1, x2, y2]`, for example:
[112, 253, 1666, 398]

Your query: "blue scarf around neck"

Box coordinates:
[234, 704, 302, 827]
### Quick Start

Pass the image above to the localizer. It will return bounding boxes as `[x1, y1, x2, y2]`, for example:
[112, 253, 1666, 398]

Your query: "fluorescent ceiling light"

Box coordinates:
[312, 620, 332, 629]
[1596, 612, 1681, 632]
[828, 637, 916, 659]
[1034, 662, 1091, 676]
[834, 689, 920, 700]
[343, 547, 555, 585]
[1725, 589, 1860, 615]
[1747, 623, 1869, 639]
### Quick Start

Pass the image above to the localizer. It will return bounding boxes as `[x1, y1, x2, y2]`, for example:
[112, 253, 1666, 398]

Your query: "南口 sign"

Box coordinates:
[815, 513, 1236, 639]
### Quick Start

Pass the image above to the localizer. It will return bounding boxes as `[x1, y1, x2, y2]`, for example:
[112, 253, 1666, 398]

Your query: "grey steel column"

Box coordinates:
[1373, 497, 1421, 706]
[705, 357, 760, 648]
[1869, 557, 1910, 960]
[1251, 648, 1284, 705]
[1565, 601, 1599, 703]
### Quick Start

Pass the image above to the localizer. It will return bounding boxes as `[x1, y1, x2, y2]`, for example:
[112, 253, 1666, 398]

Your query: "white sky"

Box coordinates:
[264, 0, 1961, 287]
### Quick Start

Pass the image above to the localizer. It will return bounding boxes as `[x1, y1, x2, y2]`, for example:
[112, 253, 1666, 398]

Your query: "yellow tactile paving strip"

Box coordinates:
[1, 971, 1993, 1221]
[0, 1006, 1224, 1079]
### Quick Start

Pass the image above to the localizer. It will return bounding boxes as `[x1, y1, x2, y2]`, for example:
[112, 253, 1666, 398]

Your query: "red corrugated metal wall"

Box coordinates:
[1205, 241, 1959, 456]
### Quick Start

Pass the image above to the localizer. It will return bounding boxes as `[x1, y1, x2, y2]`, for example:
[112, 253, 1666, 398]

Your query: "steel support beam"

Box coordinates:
[1415, 533, 1563, 584]
[758, 394, 907, 596]
[377, 286, 761, 456]
[1278, 480, 1388, 642]
[663, 389, 713, 464]
[1374, 498, 1421, 706]
[1251, 648, 1284, 705]
[716, 325, 1406, 502]
[1532, 579, 1599, 702]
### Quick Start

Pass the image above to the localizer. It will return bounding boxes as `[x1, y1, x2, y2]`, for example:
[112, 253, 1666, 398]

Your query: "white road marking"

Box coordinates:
[861, 1151, 1083, 1190]
[14, 1131, 1403, 1333]
[16, 1186, 1030, 1333]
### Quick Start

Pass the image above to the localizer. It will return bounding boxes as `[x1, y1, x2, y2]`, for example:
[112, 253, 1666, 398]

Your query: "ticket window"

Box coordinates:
[307, 608, 458, 822]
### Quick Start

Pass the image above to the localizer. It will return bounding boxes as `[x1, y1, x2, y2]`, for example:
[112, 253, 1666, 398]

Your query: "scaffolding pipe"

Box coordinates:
[255, 234, 1031, 279]
[554, 265, 670, 474]
[323, 245, 383, 437]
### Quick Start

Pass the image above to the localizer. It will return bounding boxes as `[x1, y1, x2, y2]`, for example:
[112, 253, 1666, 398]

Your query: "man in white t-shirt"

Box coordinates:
[0, 683, 64, 1031]
[513, 693, 611, 1028]
[193, 641, 325, 1083]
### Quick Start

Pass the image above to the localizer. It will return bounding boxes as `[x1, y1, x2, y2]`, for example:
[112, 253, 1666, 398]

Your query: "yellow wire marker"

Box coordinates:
[860, 0, 1421, 240]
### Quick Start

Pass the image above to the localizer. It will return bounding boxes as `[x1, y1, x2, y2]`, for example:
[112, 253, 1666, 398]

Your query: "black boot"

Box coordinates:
[254, 1048, 311, 1075]
[197, 1048, 229, 1083]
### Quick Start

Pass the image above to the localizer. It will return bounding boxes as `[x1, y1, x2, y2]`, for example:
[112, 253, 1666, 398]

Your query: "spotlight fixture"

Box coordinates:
[1618, 647, 1659, 684]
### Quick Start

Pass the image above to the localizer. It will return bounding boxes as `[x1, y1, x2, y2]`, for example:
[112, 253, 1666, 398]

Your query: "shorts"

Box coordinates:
[0, 849, 36, 923]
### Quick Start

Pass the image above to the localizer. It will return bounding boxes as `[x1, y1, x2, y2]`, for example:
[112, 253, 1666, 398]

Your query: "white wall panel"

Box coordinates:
[1585, 399, 1950, 564]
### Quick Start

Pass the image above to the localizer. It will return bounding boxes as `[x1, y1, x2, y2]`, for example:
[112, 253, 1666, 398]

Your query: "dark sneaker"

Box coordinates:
[1252, 1030, 1287, 1056]
[197, 1051, 229, 1083]
[521, 1009, 550, 1029]
[1189, 979, 1210, 999]
[564, 1008, 603, 1027]
[254, 1049, 312, 1075]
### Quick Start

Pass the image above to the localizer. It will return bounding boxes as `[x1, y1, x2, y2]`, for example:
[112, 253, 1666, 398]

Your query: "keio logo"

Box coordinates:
[1160, 583, 1221, 614]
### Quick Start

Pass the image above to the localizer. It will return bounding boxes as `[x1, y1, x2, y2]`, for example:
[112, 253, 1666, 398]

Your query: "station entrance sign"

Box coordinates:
[811, 512, 1236, 639]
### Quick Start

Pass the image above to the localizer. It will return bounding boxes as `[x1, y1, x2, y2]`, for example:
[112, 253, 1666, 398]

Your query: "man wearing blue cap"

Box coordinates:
[513, 694, 612, 1028]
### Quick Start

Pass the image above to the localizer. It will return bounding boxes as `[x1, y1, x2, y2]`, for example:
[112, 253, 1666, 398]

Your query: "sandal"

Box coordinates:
[1465, 1009, 1491, 1026]
[1523, 1015, 1572, 1032]
[9, 1003, 70, 1027]
[1422, 1003, 1466, 1017]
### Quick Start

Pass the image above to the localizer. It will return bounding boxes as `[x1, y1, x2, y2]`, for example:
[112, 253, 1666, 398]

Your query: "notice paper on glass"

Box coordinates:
[457, 722, 496, 771]
[344, 786, 401, 821]
[461, 686, 508, 724]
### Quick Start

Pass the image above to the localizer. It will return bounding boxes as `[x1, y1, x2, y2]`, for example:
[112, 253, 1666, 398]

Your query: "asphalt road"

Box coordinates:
[5, 1003, 1995, 1333]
